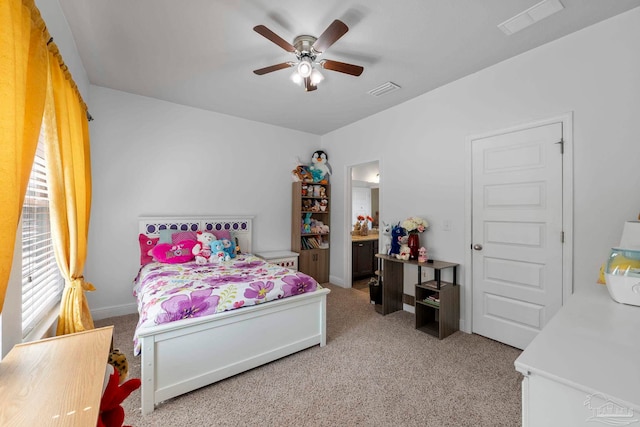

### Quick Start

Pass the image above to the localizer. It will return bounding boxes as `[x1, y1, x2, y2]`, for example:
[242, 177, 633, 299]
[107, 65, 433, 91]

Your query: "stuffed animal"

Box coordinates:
[210, 239, 230, 262]
[302, 199, 313, 210]
[389, 224, 406, 256]
[309, 150, 331, 183]
[221, 238, 236, 259]
[108, 349, 129, 383]
[418, 247, 428, 263]
[292, 157, 314, 183]
[192, 231, 215, 264]
[303, 213, 312, 234]
[396, 241, 410, 261]
[98, 365, 141, 427]
[381, 222, 391, 255]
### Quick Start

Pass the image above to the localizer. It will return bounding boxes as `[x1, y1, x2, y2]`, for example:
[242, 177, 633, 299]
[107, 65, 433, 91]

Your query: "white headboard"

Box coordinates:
[139, 216, 253, 254]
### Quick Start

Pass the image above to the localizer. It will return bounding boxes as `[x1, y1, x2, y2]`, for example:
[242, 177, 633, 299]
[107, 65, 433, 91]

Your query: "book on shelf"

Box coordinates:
[422, 298, 440, 307]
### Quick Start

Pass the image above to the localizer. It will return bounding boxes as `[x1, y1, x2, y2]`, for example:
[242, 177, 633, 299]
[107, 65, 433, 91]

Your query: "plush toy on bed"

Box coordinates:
[192, 231, 215, 264]
[210, 239, 230, 262]
[221, 238, 236, 259]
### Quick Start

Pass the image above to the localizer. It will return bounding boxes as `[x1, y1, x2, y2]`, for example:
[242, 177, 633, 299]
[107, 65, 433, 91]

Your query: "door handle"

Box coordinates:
[473, 244, 483, 251]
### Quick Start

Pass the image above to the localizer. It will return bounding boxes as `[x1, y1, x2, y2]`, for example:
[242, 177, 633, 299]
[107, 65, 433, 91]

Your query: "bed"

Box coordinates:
[135, 216, 330, 414]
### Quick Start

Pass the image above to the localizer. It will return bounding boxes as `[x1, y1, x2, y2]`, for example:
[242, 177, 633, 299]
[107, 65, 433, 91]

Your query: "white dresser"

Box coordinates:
[514, 283, 640, 426]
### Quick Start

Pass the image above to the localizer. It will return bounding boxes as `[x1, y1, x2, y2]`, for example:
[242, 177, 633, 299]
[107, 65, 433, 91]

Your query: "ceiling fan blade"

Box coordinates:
[253, 62, 293, 75]
[253, 25, 296, 53]
[312, 19, 348, 53]
[321, 59, 364, 76]
[304, 77, 317, 92]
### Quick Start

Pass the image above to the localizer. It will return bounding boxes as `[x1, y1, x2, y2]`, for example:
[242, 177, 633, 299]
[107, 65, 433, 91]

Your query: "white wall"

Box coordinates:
[35, 0, 90, 101]
[85, 86, 320, 318]
[323, 8, 640, 328]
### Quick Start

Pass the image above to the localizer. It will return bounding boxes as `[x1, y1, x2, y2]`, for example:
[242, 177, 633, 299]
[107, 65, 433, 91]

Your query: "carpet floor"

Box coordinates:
[96, 283, 522, 426]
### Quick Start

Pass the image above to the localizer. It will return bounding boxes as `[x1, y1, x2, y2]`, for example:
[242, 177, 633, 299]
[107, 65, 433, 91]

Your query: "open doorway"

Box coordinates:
[349, 161, 380, 296]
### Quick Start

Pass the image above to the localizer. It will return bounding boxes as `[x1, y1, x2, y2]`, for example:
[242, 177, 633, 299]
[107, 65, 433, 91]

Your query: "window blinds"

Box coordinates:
[21, 136, 63, 338]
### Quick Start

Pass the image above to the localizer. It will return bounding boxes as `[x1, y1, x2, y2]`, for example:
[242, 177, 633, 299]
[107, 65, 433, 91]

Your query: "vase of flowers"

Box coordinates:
[401, 216, 429, 260]
[356, 215, 374, 236]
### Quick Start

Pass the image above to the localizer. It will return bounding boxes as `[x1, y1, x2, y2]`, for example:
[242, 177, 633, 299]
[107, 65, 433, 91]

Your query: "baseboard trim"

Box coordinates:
[91, 302, 138, 321]
[329, 275, 345, 287]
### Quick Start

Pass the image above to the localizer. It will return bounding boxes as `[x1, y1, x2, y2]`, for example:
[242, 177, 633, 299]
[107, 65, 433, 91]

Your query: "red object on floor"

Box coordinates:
[97, 367, 141, 427]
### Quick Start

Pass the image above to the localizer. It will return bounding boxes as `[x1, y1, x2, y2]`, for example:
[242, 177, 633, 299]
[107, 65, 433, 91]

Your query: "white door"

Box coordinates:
[352, 187, 371, 226]
[472, 122, 563, 350]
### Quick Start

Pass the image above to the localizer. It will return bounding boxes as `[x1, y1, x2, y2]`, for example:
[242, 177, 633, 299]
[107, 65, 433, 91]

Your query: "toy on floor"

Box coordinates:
[108, 349, 129, 382]
[98, 365, 141, 427]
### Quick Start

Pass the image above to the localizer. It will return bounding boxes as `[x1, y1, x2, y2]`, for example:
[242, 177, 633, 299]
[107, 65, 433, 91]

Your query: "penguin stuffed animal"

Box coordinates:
[310, 150, 332, 183]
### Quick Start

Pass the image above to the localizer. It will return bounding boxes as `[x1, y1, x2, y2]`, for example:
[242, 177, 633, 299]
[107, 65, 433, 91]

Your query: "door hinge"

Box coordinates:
[556, 138, 564, 154]
[561, 231, 565, 243]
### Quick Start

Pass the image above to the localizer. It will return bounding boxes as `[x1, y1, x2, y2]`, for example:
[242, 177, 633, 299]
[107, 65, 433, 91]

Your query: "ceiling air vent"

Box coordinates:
[368, 81, 400, 97]
[498, 0, 564, 35]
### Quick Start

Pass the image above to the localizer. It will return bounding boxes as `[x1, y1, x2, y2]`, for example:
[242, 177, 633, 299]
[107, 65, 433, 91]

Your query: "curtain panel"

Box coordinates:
[46, 53, 95, 334]
[1, 0, 94, 334]
[0, 0, 49, 313]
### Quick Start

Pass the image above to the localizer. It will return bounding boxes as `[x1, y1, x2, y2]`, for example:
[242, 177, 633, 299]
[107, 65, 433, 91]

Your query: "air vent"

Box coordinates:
[368, 81, 400, 97]
[498, 0, 564, 35]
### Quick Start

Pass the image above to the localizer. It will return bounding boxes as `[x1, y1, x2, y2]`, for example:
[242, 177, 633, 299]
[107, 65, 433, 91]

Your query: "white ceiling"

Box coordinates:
[58, 0, 640, 135]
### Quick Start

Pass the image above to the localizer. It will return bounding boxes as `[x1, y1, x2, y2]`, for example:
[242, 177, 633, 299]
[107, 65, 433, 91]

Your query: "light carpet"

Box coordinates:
[96, 283, 522, 426]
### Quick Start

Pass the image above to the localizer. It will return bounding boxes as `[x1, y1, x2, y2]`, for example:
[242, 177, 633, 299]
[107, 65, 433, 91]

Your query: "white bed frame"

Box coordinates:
[137, 216, 330, 414]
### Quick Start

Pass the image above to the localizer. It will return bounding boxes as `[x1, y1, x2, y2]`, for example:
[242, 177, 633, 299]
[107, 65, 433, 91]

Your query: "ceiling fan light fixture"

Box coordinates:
[297, 57, 313, 78]
[310, 69, 324, 85]
[291, 71, 303, 85]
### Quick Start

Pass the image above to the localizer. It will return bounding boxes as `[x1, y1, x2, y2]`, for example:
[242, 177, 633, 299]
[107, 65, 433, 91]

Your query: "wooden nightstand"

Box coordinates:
[255, 250, 299, 270]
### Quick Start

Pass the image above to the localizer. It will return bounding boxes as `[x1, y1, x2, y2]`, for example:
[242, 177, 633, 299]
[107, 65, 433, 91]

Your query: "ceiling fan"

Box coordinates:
[253, 19, 364, 92]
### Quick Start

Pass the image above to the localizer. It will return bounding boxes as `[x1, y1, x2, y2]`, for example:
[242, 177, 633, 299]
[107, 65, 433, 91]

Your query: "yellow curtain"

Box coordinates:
[46, 43, 95, 335]
[0, 0, 49, 313]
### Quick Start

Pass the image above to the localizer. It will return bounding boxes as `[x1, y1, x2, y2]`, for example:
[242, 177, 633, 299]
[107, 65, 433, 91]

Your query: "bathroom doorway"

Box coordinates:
[349, 161, 380, 295]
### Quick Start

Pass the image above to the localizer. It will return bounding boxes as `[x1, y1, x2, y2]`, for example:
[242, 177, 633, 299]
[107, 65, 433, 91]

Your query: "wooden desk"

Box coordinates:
[0, 326, 113, 427]
[375, 255, 460, 338]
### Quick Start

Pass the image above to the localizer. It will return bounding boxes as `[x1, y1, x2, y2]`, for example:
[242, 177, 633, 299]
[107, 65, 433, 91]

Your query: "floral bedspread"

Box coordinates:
[132, 254, 318, 356]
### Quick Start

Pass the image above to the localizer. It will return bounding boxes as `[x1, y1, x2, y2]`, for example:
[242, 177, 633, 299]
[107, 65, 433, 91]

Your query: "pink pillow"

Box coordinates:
[171, 230, 197, 244]
[139, 234, 159, 265]
[213, 229, 232, 240]
[151, 240, 197, 264]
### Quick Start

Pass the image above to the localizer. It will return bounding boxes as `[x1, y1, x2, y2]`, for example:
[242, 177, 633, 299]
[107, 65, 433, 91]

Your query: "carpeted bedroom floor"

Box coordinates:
[96, 283, 522, 426]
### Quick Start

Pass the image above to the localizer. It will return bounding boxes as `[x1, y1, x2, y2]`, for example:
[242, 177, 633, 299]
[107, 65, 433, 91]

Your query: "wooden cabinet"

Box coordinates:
[352, 239, 378, 279]
[414, 260, 459, 339]
[291, 182, 330, 283]
[299, 249, 329, 283]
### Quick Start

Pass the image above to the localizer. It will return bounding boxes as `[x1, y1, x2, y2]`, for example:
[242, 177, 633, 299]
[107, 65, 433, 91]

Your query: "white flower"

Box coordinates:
[401, 216, 429, 233]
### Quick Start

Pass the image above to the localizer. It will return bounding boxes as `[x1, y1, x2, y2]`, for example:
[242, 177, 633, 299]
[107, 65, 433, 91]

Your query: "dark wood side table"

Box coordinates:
[375, 254, 460, 339]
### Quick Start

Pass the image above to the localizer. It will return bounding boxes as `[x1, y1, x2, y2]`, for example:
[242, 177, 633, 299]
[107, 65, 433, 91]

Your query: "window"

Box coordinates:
[21, 133, 63, 338]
